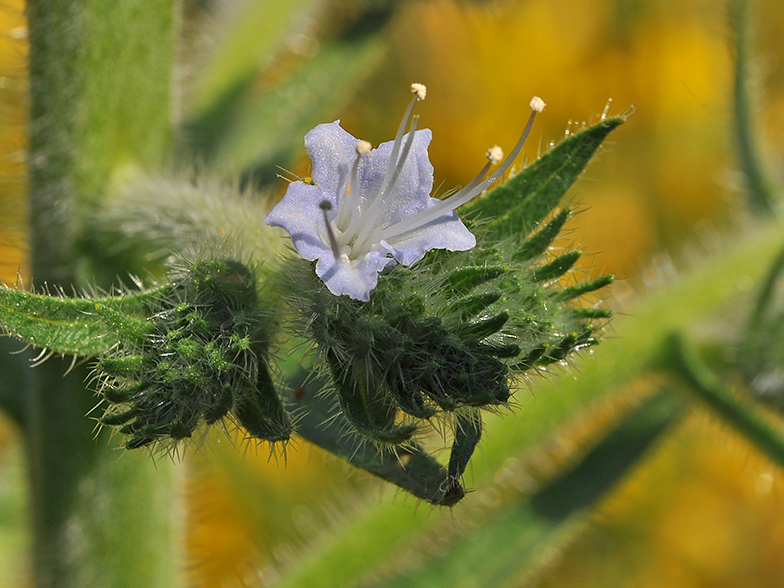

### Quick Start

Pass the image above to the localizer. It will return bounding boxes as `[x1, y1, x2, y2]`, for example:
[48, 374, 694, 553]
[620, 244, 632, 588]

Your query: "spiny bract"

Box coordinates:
[285, 221, 612, 478]
[96, 260, 292, 450]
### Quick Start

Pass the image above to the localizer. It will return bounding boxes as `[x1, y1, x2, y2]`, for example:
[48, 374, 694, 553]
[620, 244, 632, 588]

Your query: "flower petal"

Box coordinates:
[315, 249, 397, 301]
[305, 121, 360, 195]
[359, 129, 434, 231]
[382, 206, 476, 266]
[263, 182, 333, 261]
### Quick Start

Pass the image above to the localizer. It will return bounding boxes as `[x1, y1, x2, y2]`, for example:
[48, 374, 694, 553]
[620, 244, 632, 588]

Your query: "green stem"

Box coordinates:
[667, 332, 784, 465]
[23, 1, 180, 586]
[0, 339, 29, 427]
[731, 0, 779, 216]
[747, 240, 784, 331]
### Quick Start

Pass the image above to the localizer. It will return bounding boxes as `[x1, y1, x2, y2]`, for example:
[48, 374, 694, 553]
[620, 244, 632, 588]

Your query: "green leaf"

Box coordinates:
[213, 36, 387, 177]
[0, 287, 117, 356]
[530, 389, 687, 521]
[668, 332, 784, 466]
[552, 274, 615, 302]
[187, 0, 318, 119]
[512, 207, 570, 262]
[0, 287, 163, 357]
[463, 113, 628, 240]
[456, 311, 509, 340]
[530, 250, 581, 283]
[445, 265, 508, 296]
[448, 291, 503, 320]
[378, 389, 687, 588]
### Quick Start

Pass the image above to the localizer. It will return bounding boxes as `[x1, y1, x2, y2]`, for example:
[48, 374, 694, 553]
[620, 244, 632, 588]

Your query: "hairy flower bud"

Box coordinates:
[96, 259, 291, 450]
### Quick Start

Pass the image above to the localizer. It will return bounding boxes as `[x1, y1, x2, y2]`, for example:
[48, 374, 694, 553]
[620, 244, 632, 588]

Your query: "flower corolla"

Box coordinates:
[265, 84, 545, 301]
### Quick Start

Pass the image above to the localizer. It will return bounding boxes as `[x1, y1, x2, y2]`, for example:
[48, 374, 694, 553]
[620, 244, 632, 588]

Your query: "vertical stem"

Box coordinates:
[24, 1, 180, 587]
[731, 0, 779, 216]
[667, 332, 784, 466]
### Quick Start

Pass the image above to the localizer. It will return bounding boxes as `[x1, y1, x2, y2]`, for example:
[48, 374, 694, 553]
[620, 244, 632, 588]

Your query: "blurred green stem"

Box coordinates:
[747, 240, 784, 331]
[731, 0, 779, 216]
[667, 332, 784, 465]
[0, 339, 28, 427]
[380, 388, 687, 588]
[24, 1, 180, 586]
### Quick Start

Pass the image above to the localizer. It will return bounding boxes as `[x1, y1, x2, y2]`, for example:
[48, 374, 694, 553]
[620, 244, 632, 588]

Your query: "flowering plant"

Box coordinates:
[0, 78, 621, 504]
[265, 85, 548, 302]
[3, 2, 784, 587]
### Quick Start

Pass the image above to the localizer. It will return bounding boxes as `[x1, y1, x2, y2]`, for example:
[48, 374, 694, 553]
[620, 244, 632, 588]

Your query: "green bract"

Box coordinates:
[95, 260, 291, 450]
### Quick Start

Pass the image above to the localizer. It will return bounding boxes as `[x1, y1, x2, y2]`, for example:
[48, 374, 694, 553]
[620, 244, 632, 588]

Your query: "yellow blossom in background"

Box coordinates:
[0, 0, 26, 284]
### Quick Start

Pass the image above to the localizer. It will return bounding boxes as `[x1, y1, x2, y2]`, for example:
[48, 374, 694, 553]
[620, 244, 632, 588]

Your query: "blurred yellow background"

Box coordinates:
[1, 0, 784, 586]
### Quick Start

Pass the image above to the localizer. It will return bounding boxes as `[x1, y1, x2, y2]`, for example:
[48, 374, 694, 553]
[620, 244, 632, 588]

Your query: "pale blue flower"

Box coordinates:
[265, 85, 545, 301]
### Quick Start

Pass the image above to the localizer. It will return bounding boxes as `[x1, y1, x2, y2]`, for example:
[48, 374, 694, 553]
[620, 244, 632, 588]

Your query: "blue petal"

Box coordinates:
[315, 249, 397, 302]
[264, 181, 333, 261]
[358, 129, 434, 232]
[305, 121, 360, 196]
[382, 206, 476, 266]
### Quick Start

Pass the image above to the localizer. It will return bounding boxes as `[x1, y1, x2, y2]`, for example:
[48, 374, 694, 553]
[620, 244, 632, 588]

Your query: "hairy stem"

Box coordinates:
[24, 1, 180, 586]
[731, 0, 780, 215]
[667, 332, 784, 466]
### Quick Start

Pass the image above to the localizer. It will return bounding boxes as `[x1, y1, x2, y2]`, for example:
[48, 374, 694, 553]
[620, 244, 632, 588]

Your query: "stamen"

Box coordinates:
[353, 115, 420, 253]
[485, 97, 544, 185]
[336, 140, 373, 232]
[374, 97, 544, 244]
[319, 200, 342, 261]
[486, 145, 503, 165]
[411, 83, 427, 101]
[384, 92, 422, 191]
[381, 117, 419, 204]
[529, 96, 546, 112]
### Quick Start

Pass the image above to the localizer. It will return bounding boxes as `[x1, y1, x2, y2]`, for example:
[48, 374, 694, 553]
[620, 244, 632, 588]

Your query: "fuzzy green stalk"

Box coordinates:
[668, 332, 784, 465]
[747, 240, 784, 332]
[731, 0, 780, 216]
[24, 1, 180, 587]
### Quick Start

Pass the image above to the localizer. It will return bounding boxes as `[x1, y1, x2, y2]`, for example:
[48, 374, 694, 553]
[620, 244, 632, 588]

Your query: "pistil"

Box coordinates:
[319, 200, 342, 260]
[335, 140, 372, 233]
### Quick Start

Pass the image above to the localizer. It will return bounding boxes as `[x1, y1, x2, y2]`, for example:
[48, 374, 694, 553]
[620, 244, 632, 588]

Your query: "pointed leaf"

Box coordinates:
[530, 251, 581, 283]
[448, 291, 503, 320]
[463, 114, 627, 240]
[0, 286, 163, 356]
[446, 265, 508, 296]
[552, 274, 615, 301]
[513, 207, 570, 262]
[0, 287, 118, 355]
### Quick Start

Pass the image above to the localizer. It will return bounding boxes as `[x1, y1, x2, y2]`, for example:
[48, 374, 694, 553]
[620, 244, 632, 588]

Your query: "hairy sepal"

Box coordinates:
[94, 259, 292, 451]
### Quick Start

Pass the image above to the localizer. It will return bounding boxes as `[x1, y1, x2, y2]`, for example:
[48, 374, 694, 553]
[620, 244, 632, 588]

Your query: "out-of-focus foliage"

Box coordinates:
[0, 0, 27, 283]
